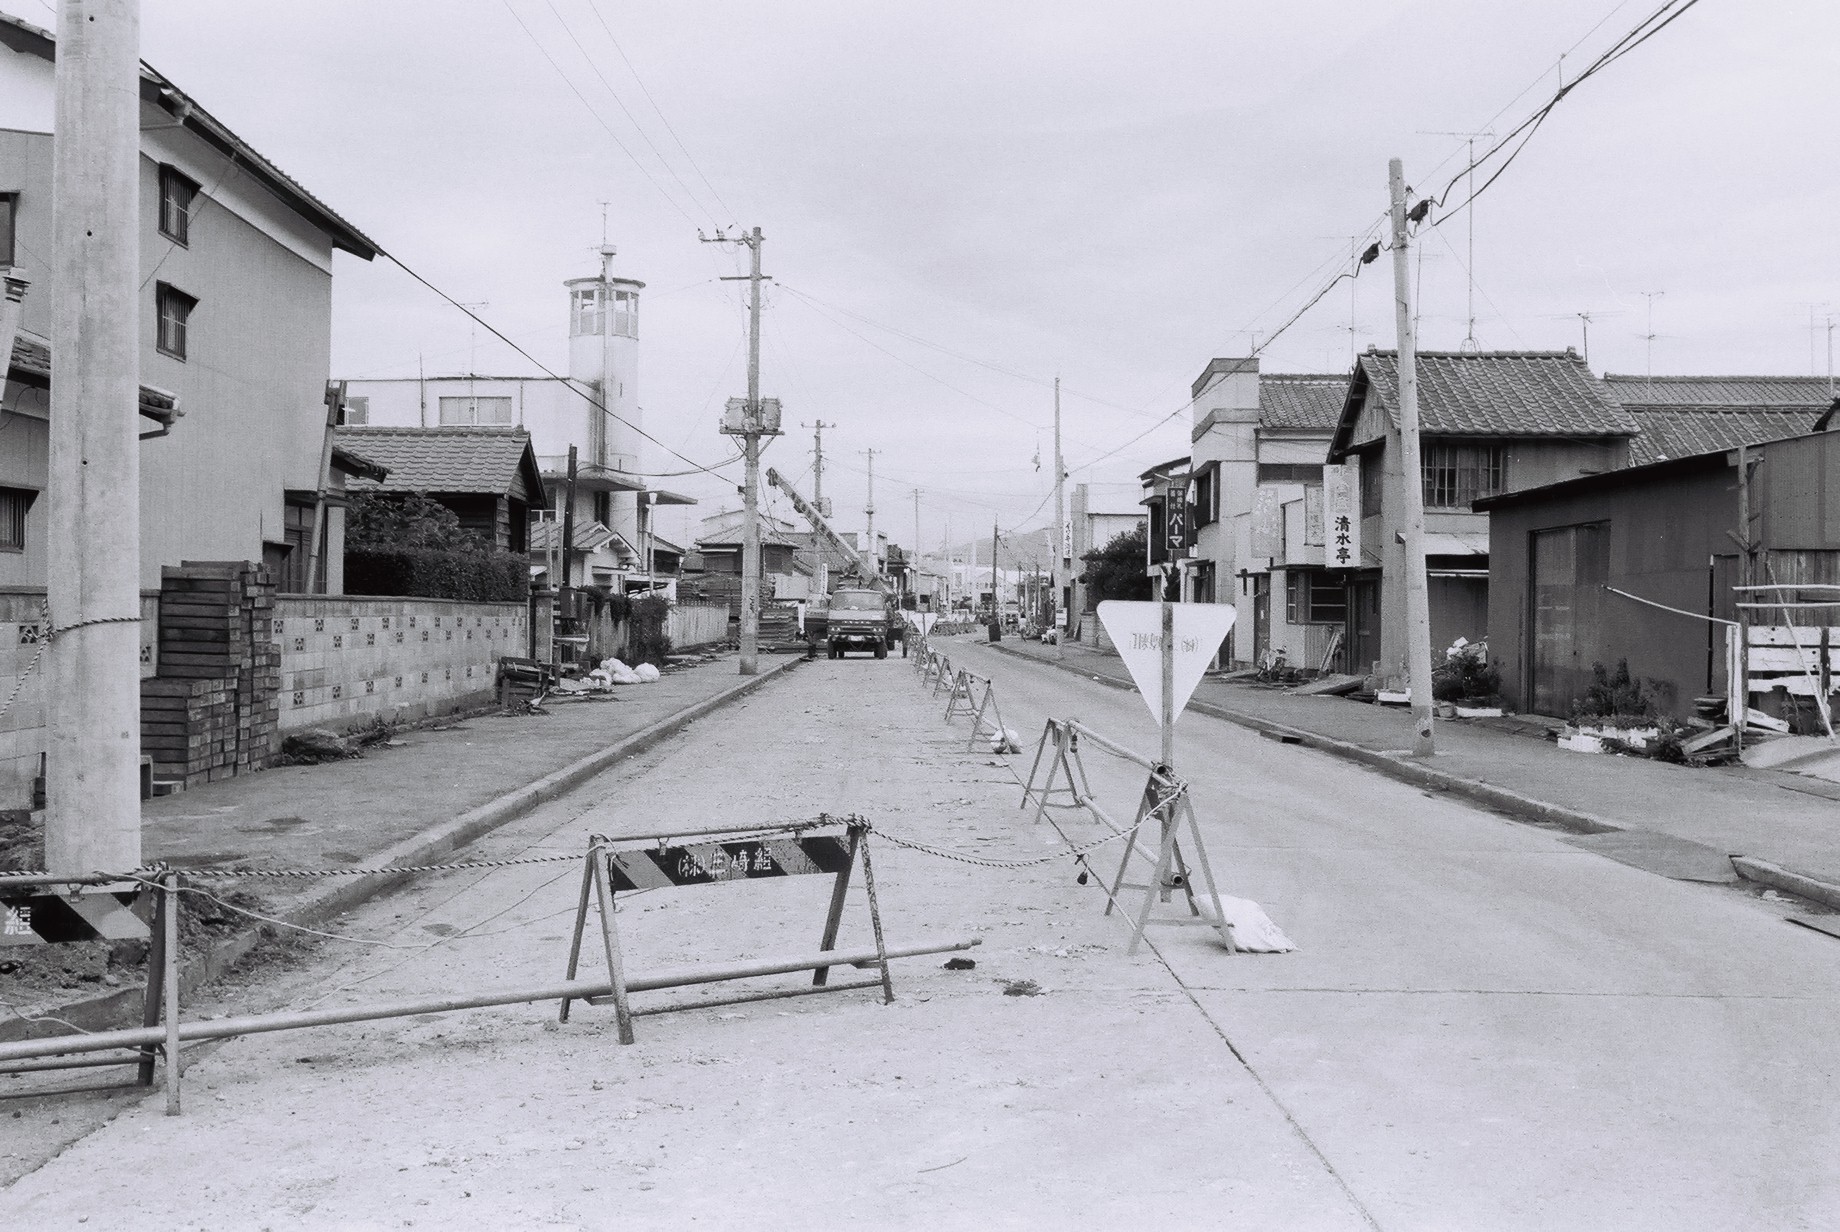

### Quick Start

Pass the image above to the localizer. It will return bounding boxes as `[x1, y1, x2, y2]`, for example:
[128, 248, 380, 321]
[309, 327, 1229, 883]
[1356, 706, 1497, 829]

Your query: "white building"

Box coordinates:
[342, 244, 692, 595]
[1068, 481, 1146, 636]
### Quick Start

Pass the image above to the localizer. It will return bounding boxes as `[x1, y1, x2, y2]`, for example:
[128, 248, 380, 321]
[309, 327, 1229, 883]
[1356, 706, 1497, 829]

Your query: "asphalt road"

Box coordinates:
[4, 646, 1837, 1229]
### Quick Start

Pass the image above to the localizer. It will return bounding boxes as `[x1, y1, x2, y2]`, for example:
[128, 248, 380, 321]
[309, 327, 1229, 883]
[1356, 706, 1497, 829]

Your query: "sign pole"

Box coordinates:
[1159, 585, 1175, 769]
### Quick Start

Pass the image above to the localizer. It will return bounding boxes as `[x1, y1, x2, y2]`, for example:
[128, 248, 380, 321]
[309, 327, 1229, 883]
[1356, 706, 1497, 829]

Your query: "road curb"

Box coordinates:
[1728, 855, 1840, 913]
[979, 638, 1626, 836]
[0, 654, 803, 1044]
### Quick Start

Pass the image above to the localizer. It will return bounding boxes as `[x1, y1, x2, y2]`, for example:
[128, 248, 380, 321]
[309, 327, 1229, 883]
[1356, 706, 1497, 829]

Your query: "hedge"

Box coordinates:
[345, 548, 529, 602]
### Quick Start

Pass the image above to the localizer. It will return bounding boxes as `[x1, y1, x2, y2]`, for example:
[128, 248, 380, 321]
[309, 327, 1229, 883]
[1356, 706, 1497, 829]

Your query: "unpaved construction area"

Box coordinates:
[7, 645, 1840, 1229]
[1, 654, 1368, 1230]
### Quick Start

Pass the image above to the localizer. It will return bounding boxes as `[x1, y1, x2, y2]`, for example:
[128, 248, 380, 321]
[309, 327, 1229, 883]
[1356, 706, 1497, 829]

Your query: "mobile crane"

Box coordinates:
[766, 467, 895, 658]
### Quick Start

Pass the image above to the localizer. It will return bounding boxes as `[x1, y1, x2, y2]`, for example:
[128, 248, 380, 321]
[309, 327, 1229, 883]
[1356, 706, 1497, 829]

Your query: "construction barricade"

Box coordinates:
[0, 815, 979, 1116]
[1020, 717, 1293, 955]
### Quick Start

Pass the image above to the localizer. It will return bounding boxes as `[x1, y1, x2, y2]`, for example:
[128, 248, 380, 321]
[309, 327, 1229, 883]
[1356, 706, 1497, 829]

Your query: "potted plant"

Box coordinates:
[1432, 638, 1505, 718]
[1560, 661, 1661, 752]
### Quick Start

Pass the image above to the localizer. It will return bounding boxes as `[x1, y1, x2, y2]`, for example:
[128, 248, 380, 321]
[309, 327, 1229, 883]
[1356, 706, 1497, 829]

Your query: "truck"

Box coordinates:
[824, 587, 893, 659]
[763, 467, 899, 661]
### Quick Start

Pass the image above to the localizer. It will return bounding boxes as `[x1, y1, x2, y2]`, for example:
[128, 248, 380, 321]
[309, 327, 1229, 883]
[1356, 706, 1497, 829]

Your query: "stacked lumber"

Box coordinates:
[140, 562, 280, 787]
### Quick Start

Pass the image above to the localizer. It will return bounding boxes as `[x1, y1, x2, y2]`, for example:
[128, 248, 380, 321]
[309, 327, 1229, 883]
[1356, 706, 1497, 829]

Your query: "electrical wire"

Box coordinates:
[498, 0, 703, 230]
[540, 0, 725, 229]
[583, 0, 738, 225]
[376, 248, 741, 479]
[1427, 0, 1704, 227]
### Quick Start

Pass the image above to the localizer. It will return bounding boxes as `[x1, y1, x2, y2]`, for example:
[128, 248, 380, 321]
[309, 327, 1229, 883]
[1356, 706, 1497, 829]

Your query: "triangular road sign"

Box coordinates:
[1097, 600, 1237, 728]
[914, 612, 938, 635]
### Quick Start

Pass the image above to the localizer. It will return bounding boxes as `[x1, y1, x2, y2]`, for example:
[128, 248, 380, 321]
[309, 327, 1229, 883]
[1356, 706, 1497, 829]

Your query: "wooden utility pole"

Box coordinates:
[803, 420, 835, 517]
[989, 520, 1001, 641]
[704, 227, 770, 675]
[912, 488, 921, 604]
[1388, 158, 1436, 757]
[1052, 376, 1066, 642]
[862, 447, 877, 575]
[46, 0, 143, 874]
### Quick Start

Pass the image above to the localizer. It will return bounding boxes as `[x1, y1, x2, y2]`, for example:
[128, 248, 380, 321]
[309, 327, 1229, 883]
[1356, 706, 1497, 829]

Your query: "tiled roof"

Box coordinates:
[1626, 408, 1824, 465]
[1356, 350, 1637, 438]
[528, 518, 617, 553]
[1259, 374, 1348, 431]
[9, 333, 179, 423]
[1605, 374, 1837, 408]
[335, 427, 543, 499]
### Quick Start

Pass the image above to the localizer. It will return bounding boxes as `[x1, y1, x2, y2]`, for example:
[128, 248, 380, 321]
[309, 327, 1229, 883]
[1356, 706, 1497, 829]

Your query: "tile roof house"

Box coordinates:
[335, 426, 546, 553]
[1323, 349, 1636, 683]
[1604, 374, 1840, 464]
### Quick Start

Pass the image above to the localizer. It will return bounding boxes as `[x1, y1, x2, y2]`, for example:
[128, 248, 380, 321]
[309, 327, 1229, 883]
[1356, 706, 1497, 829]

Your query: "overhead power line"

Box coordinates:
[377, 248, 741, 480]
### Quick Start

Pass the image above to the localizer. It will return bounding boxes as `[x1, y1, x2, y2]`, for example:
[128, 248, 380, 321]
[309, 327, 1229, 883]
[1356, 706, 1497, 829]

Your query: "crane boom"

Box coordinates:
[766, 467, 884, 590]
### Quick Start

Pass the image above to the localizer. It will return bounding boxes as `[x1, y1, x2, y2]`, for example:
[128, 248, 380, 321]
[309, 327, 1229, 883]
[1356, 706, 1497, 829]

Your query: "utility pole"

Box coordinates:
[1389, 158, 1436, 758]
[989, 519, 1001, 641]
[704, 226, 773, 676]
[46, 0, 142, 874]
[1051, 376, 1067, 644]
[802, 420, 835, 517]
[912, 488, 921, 606]
[862, 447, 877, 576]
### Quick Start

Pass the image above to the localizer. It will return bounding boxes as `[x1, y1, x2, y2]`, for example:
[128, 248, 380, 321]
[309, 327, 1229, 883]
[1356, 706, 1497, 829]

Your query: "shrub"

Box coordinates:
[626, 594, 672, 666]
[1572, 659, 1653, 723]
[1079, 526, 1153, 604]
[345, 548, 528, 602]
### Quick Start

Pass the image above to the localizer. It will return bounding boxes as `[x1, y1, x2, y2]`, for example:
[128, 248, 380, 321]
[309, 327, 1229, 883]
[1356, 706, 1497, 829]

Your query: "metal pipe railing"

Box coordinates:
[0, 934, 980, 1065]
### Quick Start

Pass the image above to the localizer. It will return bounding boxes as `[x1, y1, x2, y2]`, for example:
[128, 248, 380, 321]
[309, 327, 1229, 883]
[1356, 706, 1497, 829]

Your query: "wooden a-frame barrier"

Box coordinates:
[560, 817, 895, 1043]
[941, 667, 1010, 752]
[1020, 718, 1237, 955]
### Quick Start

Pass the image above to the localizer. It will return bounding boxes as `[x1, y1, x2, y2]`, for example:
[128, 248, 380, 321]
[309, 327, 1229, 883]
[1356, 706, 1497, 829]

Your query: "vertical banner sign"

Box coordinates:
[1322, 460, 1361, 569]
[1164, 485, 1188, 558]
[1304, 484, 1325, 547]
[1250, 488, 1284, 559]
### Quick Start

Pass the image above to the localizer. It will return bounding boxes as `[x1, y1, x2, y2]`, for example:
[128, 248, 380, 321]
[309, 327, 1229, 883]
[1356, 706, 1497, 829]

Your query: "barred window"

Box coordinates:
[1284, 570, 1347, 625]
[1422, 442, 1505, 509]
[158, 166, 198, 246]
[155, 283, 196, 360]
[0, 487, 35, 552]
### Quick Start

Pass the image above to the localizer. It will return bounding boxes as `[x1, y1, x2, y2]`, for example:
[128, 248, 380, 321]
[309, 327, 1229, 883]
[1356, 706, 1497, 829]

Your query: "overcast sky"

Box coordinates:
[15, 1, 1836, 550]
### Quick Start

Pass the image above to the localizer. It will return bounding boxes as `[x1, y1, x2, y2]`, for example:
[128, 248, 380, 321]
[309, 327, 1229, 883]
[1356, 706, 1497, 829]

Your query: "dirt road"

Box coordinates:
[2, 653, 1372, 1231]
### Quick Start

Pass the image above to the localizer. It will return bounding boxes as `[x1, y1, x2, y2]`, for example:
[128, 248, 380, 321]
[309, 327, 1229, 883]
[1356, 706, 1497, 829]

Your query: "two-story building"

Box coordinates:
[0, 12, 378, 593]
[1325, 349, 1637, 681]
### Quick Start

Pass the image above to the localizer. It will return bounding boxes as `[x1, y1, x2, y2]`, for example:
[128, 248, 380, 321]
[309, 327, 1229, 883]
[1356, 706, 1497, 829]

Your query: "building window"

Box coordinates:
[1257, 462, 1323, 484]
[0, 487, 34, 552]
[437, 395, 514, 425]
[570, 287, 601, 337]
[158, 166, 198, 246]
[1192, 464, 1219, 528]
[155, 283, 196, 360]
[610, 288, 638, 338]
[593, 491, 611, 526]
[1359, 450, 1382, 518]
[342, 395, 369, 426]
[0, 193, 15, 267]
[1285, 570, 1347, 625]
[1422, 441, 1506, 509]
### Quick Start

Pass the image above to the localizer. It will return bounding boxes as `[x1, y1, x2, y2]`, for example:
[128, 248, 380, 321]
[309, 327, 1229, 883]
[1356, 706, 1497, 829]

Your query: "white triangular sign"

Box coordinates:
[1097, 600, 1237, 727]
[915, 612, 938, 635]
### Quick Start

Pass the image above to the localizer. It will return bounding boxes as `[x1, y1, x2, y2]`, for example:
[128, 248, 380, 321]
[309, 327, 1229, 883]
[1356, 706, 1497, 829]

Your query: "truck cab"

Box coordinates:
[825, 588, 892, 659]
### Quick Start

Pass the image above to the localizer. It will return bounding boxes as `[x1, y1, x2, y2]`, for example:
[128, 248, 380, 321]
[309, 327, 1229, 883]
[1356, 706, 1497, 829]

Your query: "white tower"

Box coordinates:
[565, 243, 645, 547]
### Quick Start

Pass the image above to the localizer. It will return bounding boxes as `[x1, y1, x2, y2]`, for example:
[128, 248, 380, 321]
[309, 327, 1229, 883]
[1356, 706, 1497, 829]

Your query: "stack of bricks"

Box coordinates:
[140, 561, 280, 787]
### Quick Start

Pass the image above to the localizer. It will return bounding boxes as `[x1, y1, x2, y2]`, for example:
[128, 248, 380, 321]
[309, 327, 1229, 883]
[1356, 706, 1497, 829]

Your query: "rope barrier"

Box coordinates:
[0, 612, 143, 724]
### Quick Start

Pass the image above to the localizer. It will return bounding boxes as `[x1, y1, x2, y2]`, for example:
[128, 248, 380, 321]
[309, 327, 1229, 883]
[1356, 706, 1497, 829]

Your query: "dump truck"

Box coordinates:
[823, 587, 893, 659]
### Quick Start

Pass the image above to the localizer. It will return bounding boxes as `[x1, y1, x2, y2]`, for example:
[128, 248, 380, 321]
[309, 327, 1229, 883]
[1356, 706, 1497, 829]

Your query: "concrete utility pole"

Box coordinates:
[1051, 376, 1066, 640]
[861, 448, 877, 576]
[704, 226, 771, 676]
[803, 420, 835, 518]
[989, 520, 1001, 641]
[1389, 158, 1436, 758]
[46, 0, 143, 874]
[912, 488, 921, 603]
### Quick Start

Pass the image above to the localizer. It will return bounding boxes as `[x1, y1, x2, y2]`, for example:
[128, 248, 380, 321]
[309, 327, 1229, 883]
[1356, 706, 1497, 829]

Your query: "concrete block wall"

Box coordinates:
[0, 587, 160, 811]
[276, 596, 528, 733]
